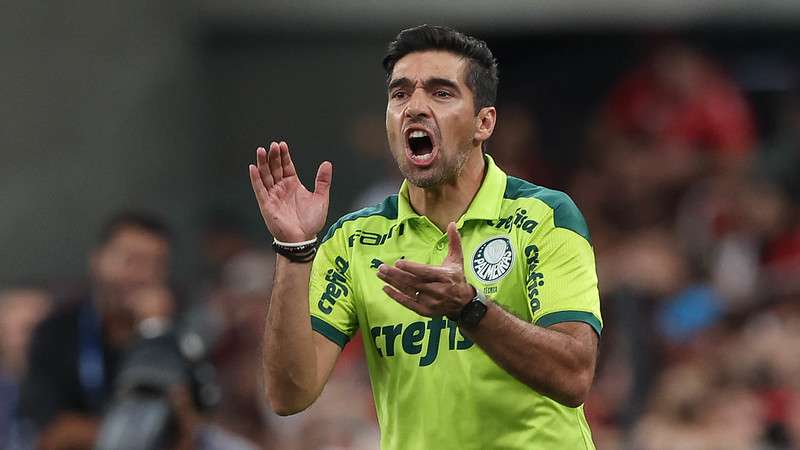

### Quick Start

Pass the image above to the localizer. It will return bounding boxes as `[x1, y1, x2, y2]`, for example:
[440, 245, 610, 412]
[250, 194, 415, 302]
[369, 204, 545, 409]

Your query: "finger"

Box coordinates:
[379, 266, 457, 311]
[393, 260, 450, 282]
[377, 264, 423, 296]
[268, 142, 284, 183]
[410, 281, 456, 302]
[314, 161, 333, 196]
[443, 222, 464, 267]
[256, 146, 274, 187]
[168, 385, 199, 431]
[248, 164, 268, 204]
[279, 142, 297, 179]
[382, 285, 432, 317]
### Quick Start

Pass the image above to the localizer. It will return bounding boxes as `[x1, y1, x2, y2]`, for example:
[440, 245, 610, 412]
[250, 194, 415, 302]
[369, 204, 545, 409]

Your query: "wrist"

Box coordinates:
[272, 231, 317, 243]
[272, 237, 318, 263]
[457, 285, 489, 329]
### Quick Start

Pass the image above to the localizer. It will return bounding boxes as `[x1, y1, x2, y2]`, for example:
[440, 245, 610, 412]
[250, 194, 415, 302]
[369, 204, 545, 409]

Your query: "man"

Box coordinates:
[19, 213, 258, 450]
[17, 212, 175, 449]
[249, 25, 602, 449]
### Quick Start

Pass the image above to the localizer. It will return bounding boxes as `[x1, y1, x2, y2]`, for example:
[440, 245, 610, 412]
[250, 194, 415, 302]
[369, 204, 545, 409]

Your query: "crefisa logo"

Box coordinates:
[471, 236, 514, 283]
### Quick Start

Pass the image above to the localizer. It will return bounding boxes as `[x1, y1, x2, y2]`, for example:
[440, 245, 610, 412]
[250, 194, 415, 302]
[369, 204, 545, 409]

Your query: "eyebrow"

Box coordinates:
[387, 77, 460, 92]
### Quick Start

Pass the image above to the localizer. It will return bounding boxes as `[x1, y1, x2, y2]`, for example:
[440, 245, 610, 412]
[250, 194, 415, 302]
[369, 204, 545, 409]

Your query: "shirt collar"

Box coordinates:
[396, 154, 507, 224]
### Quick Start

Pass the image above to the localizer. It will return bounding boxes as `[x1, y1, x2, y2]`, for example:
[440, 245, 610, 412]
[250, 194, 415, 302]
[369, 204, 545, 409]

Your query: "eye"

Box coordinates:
[391, 90, 407, 100]
[434, 90, 453, 98]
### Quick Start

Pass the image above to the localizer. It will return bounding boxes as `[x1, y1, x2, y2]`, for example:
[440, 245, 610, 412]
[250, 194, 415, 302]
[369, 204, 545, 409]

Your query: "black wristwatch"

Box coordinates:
[458, 285, 488, 328]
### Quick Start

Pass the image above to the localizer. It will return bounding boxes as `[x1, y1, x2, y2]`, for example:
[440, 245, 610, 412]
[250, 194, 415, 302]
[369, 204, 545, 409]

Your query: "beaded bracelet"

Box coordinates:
[272, 237, 318, 263]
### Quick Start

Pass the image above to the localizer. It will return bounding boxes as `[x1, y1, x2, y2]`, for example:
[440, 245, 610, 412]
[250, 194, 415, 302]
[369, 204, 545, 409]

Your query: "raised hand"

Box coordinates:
[248, 141, 332, 242]
[377, 222, 475, 320]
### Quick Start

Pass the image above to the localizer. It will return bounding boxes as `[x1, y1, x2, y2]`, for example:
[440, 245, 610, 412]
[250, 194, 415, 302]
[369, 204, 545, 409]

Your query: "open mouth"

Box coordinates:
[406, 129, 436, 165]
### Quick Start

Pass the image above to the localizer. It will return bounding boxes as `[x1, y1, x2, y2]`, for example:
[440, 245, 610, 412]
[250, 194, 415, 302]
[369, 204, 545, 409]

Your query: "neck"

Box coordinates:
[92, 291, 134, 348]
[408, 149, 486, 232]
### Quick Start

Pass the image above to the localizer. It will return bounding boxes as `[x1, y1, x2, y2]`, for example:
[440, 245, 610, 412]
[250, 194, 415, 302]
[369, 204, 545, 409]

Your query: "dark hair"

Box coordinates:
[98, 211, 172, 246]
[382, 25, 498, 113]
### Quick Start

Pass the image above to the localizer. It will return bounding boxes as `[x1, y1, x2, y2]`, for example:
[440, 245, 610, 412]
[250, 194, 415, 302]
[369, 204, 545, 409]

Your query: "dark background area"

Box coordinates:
[5, 13, 797, 285]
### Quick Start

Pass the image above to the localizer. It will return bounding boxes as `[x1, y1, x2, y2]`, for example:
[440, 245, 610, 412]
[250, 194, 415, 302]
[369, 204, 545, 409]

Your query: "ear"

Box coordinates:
[473, 106, 497, 146]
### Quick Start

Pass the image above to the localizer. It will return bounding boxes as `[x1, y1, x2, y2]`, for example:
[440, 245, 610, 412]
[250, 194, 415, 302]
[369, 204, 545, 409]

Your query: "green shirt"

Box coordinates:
[309, 155, 601, 450]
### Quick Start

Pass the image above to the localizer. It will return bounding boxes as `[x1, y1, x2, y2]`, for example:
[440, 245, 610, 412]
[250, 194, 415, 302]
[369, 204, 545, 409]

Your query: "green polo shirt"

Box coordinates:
[308, 155, 601, 450]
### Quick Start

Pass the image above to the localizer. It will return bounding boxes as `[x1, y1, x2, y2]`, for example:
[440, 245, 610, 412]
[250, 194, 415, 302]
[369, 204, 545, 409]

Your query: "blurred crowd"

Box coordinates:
[2, 40, 799, 450]
[573, 42, 800, 450]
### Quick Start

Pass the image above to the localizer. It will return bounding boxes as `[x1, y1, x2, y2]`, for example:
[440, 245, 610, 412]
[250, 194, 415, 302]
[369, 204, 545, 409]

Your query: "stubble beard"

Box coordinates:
[394, 144, 471, 189]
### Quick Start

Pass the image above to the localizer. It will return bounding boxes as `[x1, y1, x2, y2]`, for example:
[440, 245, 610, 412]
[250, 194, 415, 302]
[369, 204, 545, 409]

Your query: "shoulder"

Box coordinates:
[31, 299, 84, 344]
[503, 176, 590, 244]
[26, 298, 86, 372]
[321, 195, 399, 244]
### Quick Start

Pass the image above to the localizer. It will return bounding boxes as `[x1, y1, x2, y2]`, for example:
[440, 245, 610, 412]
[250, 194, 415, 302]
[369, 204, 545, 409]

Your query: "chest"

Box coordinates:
[348, 221, 531, 328]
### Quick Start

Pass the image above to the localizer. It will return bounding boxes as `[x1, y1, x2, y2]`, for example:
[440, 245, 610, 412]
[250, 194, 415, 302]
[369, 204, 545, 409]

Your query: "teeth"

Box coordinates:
[409, 130, 428, 138]
[410, 153, 434, 162]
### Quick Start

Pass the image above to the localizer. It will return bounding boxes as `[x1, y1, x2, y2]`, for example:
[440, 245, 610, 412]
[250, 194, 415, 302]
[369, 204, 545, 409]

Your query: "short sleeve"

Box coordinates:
[524, 206, 602, 336]
[308, 231, 359, 348]
[18, 318, 74, 427]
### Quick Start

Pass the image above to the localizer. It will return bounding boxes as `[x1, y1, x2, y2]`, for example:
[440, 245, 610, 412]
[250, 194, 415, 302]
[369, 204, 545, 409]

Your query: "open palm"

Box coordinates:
[248, 141, 332, 242]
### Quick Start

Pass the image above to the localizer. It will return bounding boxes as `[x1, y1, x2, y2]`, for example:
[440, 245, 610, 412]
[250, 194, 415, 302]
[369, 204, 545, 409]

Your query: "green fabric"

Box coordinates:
[311, 316, 349, 347]
[504, 176, 592, 244]
[536, 310, 603, 337]
[321, 195, 398, 244]
[309, 155, 601, 450]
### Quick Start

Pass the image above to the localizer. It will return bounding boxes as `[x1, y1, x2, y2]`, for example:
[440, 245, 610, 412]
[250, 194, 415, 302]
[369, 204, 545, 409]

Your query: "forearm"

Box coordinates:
[460, 302, 597, 407]
[263, 256, 319, 414]
[249, 142, 337, 414]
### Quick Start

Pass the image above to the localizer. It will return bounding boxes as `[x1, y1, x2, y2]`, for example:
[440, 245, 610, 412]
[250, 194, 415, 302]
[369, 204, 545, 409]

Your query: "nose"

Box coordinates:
[404, 87, 430, 120]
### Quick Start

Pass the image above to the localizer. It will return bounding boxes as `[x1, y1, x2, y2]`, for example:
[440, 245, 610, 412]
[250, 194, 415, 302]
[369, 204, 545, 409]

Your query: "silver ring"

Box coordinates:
[414, 290, 421, 301]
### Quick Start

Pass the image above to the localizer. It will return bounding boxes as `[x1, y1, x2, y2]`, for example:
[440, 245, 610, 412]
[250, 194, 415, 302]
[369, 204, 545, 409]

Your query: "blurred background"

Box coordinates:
[2, 1, 800, 449]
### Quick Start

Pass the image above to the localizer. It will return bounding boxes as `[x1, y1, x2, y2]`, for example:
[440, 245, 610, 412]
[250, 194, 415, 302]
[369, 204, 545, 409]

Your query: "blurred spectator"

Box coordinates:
[600, 40, 755, 159]
[628, 300, 800, 450]
[676, 177, 788, 308]
[757, 91, 800, 202]
[574, 41, 793, 450]
[16, 211, 260, 450]
[268, 338, 379, 450]
[202, 246, 378, 450]
[16, 212, 177, 449]
[757, 89, 800, 297]
[0, 287, 52, 447]
[584, 41, 756, 233]
[201, 209, 253, 285]
[630, 359, 767, 450]
[345, 112, 403, 210]
[487, 102, 556, 186]
[93, 284, 258, 450]
[208, 249, 277, 448]
[165, 384, 259, 450]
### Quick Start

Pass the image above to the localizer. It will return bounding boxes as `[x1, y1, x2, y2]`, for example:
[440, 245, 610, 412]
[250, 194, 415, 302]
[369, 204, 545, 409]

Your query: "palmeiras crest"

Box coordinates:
[471, 236, 514, 283]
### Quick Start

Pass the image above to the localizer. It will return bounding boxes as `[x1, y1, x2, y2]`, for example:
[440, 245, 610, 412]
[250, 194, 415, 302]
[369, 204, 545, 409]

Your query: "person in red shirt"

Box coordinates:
[603, 41, 755, 158]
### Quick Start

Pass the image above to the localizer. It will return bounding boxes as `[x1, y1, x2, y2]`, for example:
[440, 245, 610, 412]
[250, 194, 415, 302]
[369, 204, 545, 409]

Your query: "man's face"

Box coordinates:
[386, 51, 481, 188]
[91, 226, 170, 312]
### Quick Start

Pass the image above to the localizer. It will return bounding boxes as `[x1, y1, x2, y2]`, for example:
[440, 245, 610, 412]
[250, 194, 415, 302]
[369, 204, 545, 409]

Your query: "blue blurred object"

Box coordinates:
[657, 285, 723, 343]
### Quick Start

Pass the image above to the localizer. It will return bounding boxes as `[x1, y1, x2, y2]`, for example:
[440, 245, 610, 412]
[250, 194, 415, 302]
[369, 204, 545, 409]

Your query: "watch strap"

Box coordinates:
[471, 286, 488, 306]
[458, 284, 489, 328]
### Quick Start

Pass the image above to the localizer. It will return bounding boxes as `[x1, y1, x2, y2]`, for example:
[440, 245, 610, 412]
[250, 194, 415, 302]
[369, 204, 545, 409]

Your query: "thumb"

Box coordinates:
[444, 222, 464, 267]
[314, 161, 333, 196]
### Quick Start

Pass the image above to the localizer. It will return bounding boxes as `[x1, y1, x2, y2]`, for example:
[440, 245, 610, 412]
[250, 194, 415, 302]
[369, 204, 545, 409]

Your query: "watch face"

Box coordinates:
[460, 301, 488, 328]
